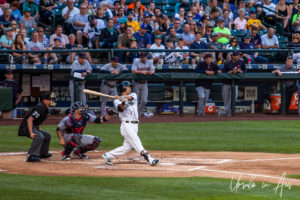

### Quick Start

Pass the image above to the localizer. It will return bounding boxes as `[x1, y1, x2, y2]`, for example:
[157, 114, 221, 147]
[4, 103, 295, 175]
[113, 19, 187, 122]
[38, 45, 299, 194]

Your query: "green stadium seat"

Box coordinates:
[141, 0, 149, 5]
[166, 0, 177, 4]
[153, 0, 166, 5]
[56, 2, 66, 9]
[231, 29, 245, 37]
[163, 10, 174, 18]
[163, 5, 175, 11]
[259, 29, 268, 36]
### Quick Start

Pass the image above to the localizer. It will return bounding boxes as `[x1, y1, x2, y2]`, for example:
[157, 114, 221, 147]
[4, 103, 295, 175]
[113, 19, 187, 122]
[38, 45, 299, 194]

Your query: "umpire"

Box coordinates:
[18, 92, 56, 162]
[100, 56, 128, 116]
[132, 53, 155, 115]
[195, 53, 221, 117]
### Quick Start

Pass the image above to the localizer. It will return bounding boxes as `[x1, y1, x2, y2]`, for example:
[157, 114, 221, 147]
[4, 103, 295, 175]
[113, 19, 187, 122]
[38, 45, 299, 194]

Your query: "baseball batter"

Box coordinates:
[102, 81, 160, 166]
[56, 102, 116, 160]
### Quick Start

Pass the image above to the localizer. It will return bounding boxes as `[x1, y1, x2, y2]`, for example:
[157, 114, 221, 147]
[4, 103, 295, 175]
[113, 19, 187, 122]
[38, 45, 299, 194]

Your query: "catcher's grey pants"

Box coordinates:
[69, 80, 86, 107]
[196, 87, 210, 115]
[63, 133, 95, 148]
[28, 127, 51, 156]
[221, 84, 238, 115]
[133, 82, 148, 114]
[100, 84, 118, 116]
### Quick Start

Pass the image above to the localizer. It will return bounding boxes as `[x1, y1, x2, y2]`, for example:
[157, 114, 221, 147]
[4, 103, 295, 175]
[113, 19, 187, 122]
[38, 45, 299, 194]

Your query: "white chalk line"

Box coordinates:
[95, 165, 195, 172]
[229, 157, 300, 163]
[0, 151, 58, 156]
[0, 169, 7, 172]
[194, 168, 300, 183]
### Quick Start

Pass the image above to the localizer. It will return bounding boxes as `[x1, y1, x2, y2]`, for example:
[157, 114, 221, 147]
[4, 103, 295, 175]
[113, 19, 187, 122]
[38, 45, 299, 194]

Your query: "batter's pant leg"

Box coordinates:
[39, 130, 51, 155]
[121, 123, 144, 153]
[106, 139, 132, 159]
[28, 127, 48, 156]
[138, 83, 148, 114]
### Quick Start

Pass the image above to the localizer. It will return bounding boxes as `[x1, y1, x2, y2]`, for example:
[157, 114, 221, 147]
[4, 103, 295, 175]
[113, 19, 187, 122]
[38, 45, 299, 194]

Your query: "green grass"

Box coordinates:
[0, 173, 299, 200]
[1, 120, 300, 153]
[288, 175, 300, 179]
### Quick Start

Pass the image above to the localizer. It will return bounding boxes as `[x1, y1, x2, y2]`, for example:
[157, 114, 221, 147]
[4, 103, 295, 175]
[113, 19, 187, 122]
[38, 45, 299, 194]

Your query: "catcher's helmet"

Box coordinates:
[72, 102, 88, 116]
[119, 81, 132, 92]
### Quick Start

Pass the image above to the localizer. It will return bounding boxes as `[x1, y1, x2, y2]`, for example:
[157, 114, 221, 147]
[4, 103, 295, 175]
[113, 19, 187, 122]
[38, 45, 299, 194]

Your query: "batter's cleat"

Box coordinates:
[73, 151, 88, 159]
[26, 155, 40, 162]
[39, 153, 52, 159]
[150, 159, 160, 166]
[62, 154, 71, 161]
[102, 153, 113, 165]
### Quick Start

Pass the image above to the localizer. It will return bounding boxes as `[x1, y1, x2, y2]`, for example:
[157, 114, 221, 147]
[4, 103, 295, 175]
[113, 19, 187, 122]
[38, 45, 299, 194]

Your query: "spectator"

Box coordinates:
[11, 1, 22, 22]
[127, 11, 140, 32]
[220, 0, 236, 13]
[39, 0, 56, 24]
[147, 1, 155, 16]
[154, 14, 169, 36]
[247, 9, 266, 30]
[261, 27, 279, 49]
[225, 36, 240, 62]
[289, 0, 299, 18]
[131, 53, 155, 115]
[27, 32, 48, 64]
[165, 27, 180, 47]
[118, 7, 127, 22]
[207, 32, 224, 63]
[132, 0, 145, 22]
[240, 34, 268, 63]
[205, 0, 222, 17]
[203, 22, 214, 42]
[62, 0, 80, 34]
[0, 8, 15, 27]
[172, 18, 183, 34]
[150, 35, 165, 64]
[164, 39, 176, 63]
[180, 23, 195, 46]
[292, 4, 300, 33]
[194, 1, 205, 16]
[185, 12, 194, 24]
[244, 0, 255, 19]
[195, 53, 221, 117]
[69, 52, 91, 106]
[191, 6, 202, 25]
[20, 28, 30, 44]
[37, 26, 50, 48]
[125, 37, 139, 63]
[99, 56, 128, 116]
[65, 34, 80, 63]
[112, 1, 121, 16]
[275, 0, 290, 30]
[189, 21, 198, 36]
[22, 0, 39, 21]
[210, 7, 220, 27]
[119, 0, 127, 11]
[0, 27, 13, 49]
[50, 38, 65, 64]
[119, 19, 127, 34]
[11, 34, 27, 64]
[117, 26, 134, 63]
[127, 0, 146, 12]
[73, 3, 89, 47]
[234, 8, 247, 31]
[96, 6, 109, 22]
[49, 25, 69, 48]
[272, 56, 300, 113]
[213, 16, 231, 44]
[10, 20, 19, 40]
[263, 0, 276, 25]
[99, 18, 119, 48]
[178, 7, 186, 24]
[83, 15, 105, 49]
[174, 38, 189, 64]
[249, 27, 262, 49]
[288, 33, 300, 64]
[100, 1, 113, 19]
[222, 9, 232, 30]
[142, 12, 153, 34]
[233, 1, 246, 19]
[189, 32, 208, 64]
[19, 7, 37, 31]
[0, 69, 23, 119]
[219, 51, 246, 117]
[133, 24, 151, 48]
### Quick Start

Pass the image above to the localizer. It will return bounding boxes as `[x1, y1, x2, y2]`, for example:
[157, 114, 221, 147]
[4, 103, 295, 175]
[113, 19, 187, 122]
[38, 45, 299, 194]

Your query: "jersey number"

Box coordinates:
[32, 111, 40, 118]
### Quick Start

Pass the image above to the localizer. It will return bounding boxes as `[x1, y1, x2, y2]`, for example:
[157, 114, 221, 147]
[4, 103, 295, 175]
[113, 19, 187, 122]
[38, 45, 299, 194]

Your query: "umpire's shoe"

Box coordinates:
[102, 153, 113, 165]
[26, 154, 40, 162]
[150, 159, 160, 166]
[40, 153, 52, 159]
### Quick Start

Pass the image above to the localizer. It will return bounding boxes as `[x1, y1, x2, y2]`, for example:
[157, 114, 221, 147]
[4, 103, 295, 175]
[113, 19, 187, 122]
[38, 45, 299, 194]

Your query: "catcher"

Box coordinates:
[56, 101, 116, 160]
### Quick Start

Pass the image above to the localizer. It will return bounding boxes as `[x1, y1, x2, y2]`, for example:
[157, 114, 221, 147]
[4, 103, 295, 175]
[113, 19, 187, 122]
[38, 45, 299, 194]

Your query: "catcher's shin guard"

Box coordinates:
[77, 137, 102, 154]
[140, 150, 150, 162]
[62, 134, 82, 155]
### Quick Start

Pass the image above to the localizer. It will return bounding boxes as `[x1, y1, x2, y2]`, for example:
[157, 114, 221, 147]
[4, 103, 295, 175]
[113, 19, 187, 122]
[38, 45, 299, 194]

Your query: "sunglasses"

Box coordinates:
[11, 24, 17, 25]
[232, 41, 237, 42]
[188, 16, 193, 17]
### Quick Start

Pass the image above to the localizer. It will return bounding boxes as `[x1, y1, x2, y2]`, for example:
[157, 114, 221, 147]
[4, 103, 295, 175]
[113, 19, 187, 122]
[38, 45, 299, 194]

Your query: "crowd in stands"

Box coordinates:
[0, 0, 299, 65]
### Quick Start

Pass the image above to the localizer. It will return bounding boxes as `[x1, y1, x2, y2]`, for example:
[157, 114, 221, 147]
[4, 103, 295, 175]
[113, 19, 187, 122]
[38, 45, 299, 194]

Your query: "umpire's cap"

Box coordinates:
[119, 81, 132, 92]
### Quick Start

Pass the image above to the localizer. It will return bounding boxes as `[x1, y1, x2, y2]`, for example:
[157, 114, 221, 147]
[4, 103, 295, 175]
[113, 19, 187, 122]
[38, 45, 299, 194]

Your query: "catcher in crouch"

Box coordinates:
[56, 101, 116, 160]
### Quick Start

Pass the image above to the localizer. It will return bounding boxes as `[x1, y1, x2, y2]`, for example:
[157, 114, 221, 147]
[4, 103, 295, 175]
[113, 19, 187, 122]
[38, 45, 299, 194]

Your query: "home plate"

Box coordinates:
[0, 169, 7, 172]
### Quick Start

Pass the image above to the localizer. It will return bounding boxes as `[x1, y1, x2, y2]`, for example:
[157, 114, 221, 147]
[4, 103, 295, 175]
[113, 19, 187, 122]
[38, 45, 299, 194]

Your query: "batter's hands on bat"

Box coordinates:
[114, 95, 120, 99]
[119, 96, 126, 102]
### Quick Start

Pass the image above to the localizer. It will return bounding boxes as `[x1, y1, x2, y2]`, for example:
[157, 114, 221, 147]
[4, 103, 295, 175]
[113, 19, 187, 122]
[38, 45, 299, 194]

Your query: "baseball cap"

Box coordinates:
[204, 53, 212, 59]
[144, 12, 151, 18]
[24, 7, 31, 12]
[140, 52, 147, 57]
[78, 52, 86, 58]
[232, 51, 240, 56]
[244, 34, 251, 39]
[211, 32, 218, 37]
[88, 15, 96, 23]
[127, 11, 134, 15]
[6, 27, 12, 32]
[111, 56, 119, 62]
[166, 39, 173, 43]
[140, 24, 148, 29]
[5, 68, 13, 74]
[131, 37, 137, 41]
[249, 8, 256, 14]
[54, 38, 61, 42]
[155, 35, 162, 39]
[119, 18, 127, 24]
[218, 16, 225, 22]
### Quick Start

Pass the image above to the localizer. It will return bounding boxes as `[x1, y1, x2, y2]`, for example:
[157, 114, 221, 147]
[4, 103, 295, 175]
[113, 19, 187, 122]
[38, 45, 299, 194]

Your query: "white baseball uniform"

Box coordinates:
[105, 93, 155, 163]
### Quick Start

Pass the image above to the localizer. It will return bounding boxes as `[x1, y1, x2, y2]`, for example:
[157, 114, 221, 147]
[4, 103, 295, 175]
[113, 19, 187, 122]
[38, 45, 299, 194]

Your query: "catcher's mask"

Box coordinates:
[42, 92, 57, 107]
[72, 102, 89, 117]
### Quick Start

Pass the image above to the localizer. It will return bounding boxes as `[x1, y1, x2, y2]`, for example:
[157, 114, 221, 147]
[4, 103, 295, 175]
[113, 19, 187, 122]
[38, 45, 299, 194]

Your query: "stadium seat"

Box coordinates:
[231, 29, 245, 37]
[163, 5, 175, 11]
[163, 10, 174, 18]
[56, 2, 66, 9]
[153, 0, 166, 5]
[166, 0, 177, 4]
[259, 29, 268, 36]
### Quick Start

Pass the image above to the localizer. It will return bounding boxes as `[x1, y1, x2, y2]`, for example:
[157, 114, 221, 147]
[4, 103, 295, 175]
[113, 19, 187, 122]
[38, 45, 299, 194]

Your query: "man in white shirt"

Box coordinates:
[261, 27, 279, 49]
[175, 38, 189, 64]
[150, 35, 165, 64]
[49, 25, 69, 47]
[62, 0, 80, 34]
[83, 15, 106, 48]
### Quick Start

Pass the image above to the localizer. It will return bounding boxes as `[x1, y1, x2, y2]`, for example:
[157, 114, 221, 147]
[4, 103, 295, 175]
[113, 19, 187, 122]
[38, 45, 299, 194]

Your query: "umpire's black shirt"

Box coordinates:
[195, 61, 220, 89]
[18, 102, 49, 137]
[222, 59, 246, 85]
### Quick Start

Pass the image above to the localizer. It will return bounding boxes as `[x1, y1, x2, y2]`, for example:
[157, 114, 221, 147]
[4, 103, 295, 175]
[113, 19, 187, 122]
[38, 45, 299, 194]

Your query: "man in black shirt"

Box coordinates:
[219, 51, 246, 117]
[195, 53, 221, 116]
[18, 92, 56, 162]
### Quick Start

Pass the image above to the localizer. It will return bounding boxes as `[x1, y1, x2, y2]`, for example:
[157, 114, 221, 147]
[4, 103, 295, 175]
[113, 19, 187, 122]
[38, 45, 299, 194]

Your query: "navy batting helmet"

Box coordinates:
[72, 102, 88, 116]
[119, 81, 132, 92]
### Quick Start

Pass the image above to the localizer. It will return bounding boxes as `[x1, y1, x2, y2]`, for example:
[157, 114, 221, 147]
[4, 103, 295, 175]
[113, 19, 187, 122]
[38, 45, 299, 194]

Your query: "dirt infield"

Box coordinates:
[1, 151, 300, 186]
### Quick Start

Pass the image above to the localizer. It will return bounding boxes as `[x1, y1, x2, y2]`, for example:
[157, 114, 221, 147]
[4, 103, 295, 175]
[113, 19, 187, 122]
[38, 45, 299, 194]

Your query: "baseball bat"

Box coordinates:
[83, 89, 116, 99]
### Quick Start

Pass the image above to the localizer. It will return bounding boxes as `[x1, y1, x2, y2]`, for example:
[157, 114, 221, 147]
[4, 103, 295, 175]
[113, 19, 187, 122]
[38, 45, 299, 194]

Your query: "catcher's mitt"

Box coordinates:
[107, 108, 118, 115]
